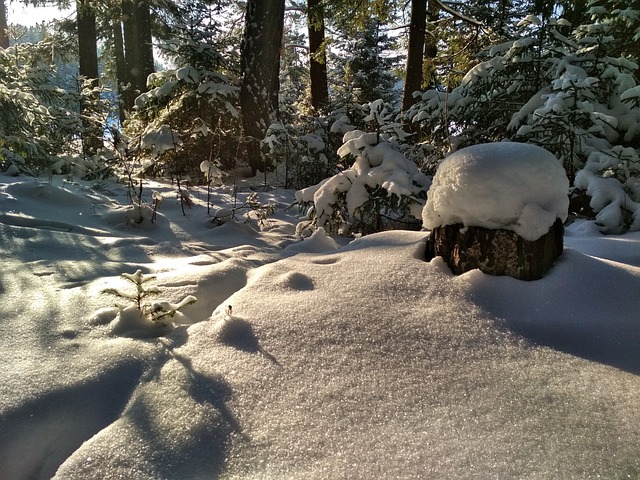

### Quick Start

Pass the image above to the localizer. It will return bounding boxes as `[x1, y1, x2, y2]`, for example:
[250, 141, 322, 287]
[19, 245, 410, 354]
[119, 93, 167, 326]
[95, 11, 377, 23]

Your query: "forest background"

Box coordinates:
[1, 0, 639, 236]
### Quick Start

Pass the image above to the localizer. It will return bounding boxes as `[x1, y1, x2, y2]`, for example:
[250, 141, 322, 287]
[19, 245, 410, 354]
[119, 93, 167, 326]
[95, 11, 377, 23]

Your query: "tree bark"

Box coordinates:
[402, 0, 426, 112]
[77, 0, 102, 155]
[240, 0, 285, 175]
[113, 17, 128, 122]
[121, 0, 139, 111]
[0, 0, 8, 49]
[135, 0, 154, 89]
[423, 0, 439, 89]
[121, 0, 154, 110]
[307, 0, 328, 112]
[427, 219, 564, 281]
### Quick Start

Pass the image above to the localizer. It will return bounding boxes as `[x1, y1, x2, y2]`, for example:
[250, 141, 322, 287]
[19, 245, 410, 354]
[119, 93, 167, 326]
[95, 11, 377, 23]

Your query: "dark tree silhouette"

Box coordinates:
[239, 0, 285, 175]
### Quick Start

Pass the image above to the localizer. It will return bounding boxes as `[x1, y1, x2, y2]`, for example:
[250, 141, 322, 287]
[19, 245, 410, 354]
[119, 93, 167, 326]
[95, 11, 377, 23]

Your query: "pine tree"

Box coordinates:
[307, 0, 328, 112]
[334, 17, 400, 106]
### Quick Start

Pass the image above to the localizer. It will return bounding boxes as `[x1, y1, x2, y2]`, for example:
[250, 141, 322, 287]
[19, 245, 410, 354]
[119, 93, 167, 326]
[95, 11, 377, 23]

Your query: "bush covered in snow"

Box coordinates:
[124, 11, 241, 180]
[125, 66, 239, 179]
[0, 39, 111, 177]
[262, 119, 334, 190]
[295, 129, 430, 236]
[405, 13, 640, 234]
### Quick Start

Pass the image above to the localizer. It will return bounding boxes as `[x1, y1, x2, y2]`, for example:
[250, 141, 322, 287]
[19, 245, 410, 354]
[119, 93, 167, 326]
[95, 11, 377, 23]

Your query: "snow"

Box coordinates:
[1, 169, 640, 479]
[423, 142, 570, 241]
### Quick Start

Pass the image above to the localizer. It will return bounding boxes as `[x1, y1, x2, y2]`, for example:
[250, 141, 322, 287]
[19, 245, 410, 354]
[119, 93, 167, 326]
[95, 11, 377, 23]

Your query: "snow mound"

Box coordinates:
[423, 142, 569, 240]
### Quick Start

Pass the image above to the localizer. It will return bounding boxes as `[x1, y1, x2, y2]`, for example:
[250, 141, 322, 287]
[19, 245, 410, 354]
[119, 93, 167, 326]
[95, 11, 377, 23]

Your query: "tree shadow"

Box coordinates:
[0, 358, 147, 480]
[118, 329, 248, 478]
[467, 250, 640, 375]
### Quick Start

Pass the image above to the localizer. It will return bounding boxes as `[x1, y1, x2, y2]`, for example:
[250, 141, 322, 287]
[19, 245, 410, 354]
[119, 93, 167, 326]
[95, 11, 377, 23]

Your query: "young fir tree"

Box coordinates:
[333, 17, 400, 107]
[123, 1, 242, 178]
[0, 26, 106, 176]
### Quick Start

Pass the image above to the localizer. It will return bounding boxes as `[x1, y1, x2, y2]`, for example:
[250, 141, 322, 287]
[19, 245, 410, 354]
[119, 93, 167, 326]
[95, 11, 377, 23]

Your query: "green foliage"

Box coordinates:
[295, 124, 429, 237]
[262, 119, 334, 190]
[124, 60, 241, 180]
[0, 40, 71, 173]
[331, 17, 401, 106]
[0, 32, 112, 178]
[404, 13, 640, 175]
[103, 269, 160, 311]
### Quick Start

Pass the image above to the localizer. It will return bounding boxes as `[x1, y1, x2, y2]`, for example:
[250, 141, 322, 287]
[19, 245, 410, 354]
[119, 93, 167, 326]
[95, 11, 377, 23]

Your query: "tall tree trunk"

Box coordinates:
[135, 0, 154, 89]
[402, 0, 427, 111]
[424, 0, 439, 89]
[240, 0, 285, 175]
[77, 0, 102, 155]
[113, 18, 128, 123]
[0, 0, 8, 49]
[121, 0, 139, 111]
[121, 0, 154, 111]
[307, 0, 328, 112]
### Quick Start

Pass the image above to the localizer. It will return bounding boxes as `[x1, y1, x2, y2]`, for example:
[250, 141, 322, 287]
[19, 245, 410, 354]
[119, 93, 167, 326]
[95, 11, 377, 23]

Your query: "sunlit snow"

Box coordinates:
[0, 165, 639, 479]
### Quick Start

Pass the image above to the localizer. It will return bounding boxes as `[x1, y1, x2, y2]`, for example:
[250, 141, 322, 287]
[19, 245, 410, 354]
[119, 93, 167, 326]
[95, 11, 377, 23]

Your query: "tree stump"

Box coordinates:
[426, 219, 564, 281]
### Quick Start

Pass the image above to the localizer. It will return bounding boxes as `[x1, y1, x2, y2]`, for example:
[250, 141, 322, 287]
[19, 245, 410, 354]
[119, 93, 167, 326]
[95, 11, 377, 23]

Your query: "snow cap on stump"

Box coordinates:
[423, 142, 570, 280]
[423, 142, 569, 241]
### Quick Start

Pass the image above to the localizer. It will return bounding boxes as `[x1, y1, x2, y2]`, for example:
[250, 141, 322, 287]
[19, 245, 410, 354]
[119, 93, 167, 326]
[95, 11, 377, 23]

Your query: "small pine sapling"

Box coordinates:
[211, 191, 276, 227]
[103, 269, 160, 310]
[102, 269, 197, 326]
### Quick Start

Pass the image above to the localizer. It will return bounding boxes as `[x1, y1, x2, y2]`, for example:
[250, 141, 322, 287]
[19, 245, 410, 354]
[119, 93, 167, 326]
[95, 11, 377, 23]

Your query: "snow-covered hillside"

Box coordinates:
[0, 171, 639, 479]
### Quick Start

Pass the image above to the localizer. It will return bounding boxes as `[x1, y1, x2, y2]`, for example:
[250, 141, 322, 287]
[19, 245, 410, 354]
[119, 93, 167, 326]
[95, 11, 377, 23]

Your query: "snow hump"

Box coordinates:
[423, 142, 569, 241]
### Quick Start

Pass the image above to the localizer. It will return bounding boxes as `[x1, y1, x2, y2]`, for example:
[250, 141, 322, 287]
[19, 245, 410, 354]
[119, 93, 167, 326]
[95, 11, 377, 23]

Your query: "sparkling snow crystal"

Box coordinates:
[423, 142, 569, 241]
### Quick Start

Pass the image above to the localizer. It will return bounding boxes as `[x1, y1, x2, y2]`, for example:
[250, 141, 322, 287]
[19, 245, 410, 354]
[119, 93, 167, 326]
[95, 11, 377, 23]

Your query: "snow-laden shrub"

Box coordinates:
[0, 40, 110, 177]
[574, 146, 640, 233]
[126, 64, 240, 179]
[262, 120, 332, 190]
[405, 13, 640, 233]
[295, 130, 431, 236]
[264, 98, 407, 190]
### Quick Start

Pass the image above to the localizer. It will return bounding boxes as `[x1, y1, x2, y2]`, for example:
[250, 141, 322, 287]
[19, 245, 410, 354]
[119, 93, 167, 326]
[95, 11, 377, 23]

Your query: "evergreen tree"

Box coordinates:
[123, 1, 242, 178]
[334, 17, 400, 106]
[77, 0, 101, 155]
[405, 7, 640, 232]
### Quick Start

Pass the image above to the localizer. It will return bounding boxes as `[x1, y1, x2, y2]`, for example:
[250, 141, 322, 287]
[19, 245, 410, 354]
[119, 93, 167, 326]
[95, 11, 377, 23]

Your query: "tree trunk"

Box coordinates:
[423, 0, 439, 89]
[121, 0, 139, 111]
[427, 219, 564, 281]
[240, 0, 285, 175]
[307, 0, 328, 112]
[0, 0, 8, 49]
[113, 18, 128, 123]
[401, 0, 426, 112]
[135, 0, 154, 89]
[77, 0, 102, 155]
[121, 0, 153, 111]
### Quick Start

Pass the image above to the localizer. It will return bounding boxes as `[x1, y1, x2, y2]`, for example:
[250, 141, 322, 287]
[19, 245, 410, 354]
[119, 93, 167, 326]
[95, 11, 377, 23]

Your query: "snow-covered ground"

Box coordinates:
[0, 171, 639, 479]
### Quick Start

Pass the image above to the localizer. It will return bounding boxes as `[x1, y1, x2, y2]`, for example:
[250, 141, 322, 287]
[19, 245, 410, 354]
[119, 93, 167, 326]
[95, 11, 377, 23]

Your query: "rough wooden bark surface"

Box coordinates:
[428, 219, 564, 280]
